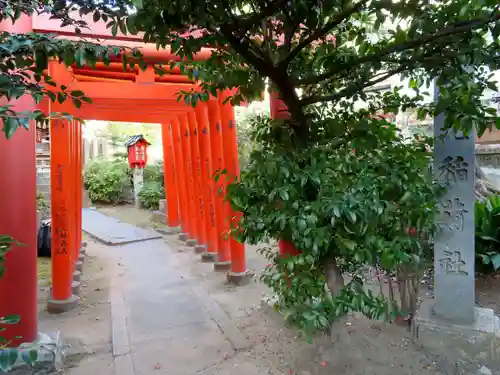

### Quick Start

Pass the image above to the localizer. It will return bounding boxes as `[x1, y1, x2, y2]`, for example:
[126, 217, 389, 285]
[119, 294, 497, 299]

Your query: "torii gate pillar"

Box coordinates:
[0, 15, 38, 346]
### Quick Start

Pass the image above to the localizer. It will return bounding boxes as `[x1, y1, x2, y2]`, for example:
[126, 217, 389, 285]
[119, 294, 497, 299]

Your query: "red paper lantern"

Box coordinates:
[125, 135, 151, 169]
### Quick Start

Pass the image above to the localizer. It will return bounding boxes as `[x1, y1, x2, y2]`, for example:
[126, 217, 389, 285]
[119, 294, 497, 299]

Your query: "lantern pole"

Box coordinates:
[132, 166, 144, 209]
[126, 136, 148, 209]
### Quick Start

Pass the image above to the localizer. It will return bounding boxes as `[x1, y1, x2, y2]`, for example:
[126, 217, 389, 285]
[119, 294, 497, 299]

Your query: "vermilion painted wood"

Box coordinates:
[50, 119, 74, 301]
[195, 103, 218, 255]
[69, 120, 77, 267]
[76, 121, 83, 255]
[219, 92, 246, 274]
[171, 117, 190, 234]
[187, 111, 206, 246]
[0, 15, 38, 346]
[161, 122, 180, 227]
[207, 100, 231, 263]
[178, 114, 198, 241]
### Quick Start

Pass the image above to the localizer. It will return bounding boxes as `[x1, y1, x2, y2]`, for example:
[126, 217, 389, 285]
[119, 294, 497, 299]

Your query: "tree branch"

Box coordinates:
[218, 26, 271, 74]
[300, 66, 408, 106]
[225, 0, 289, 35]
[278, 0, 370, 68]
[297, 11, 500, 86]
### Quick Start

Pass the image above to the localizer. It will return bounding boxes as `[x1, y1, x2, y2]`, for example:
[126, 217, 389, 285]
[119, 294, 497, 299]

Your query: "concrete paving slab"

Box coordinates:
[82, 209, 161, 245]
[109, 238, 250, 375]
[130, 333, 234, 375]
[67, 353, 115, 375]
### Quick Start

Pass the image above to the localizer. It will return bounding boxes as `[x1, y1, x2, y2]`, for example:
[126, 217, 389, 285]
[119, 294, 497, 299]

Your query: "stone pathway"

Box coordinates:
[96, 220, 250, 374]
[82, 208, 161, 245]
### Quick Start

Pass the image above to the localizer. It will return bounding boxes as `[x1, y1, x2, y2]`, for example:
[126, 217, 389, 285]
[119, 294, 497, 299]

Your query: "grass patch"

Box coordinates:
[37, 257, 51, 287]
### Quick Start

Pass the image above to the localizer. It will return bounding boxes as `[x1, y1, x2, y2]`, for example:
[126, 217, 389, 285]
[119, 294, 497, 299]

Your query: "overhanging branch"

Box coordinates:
[299, 66, 409, 106]
[297, 11, 500, 86]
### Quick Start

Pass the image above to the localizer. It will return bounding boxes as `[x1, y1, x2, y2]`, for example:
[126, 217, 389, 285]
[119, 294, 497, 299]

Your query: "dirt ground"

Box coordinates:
[85, 204, 500, 375]
[37, 239, 115, 374]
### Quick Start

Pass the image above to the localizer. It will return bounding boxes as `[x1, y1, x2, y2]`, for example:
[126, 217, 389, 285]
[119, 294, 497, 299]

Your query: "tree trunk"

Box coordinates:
[324, 259, 345, 298]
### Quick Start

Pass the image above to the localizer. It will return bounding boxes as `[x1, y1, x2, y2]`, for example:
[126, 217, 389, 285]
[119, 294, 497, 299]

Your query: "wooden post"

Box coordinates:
[178, 114, 198, 245]
[48, 119, 79, 313]
[70, 120, 77, 267]
[269, 91, 301, 256]
[187, 111, 206, 249]
[171, 117, 190, 239]
[195, 103, 218, 261]
[207, 100, 231, 269]
[76, 121, 82, 252]
[0, 15, 38, 345]
[219, 92, 249, 285]
[161, 122, 180, 227]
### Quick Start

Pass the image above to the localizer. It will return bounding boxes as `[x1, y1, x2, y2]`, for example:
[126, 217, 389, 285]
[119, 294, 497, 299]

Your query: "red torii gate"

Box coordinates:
[0, 14, 289, 346]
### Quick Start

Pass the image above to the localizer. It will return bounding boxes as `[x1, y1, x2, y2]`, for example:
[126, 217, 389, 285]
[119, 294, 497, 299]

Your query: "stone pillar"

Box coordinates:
[133, 166, 144, 209]
[432, 82, 476, 324]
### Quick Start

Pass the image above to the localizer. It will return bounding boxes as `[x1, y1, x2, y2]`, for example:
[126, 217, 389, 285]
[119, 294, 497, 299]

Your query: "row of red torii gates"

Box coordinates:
[0, 15, 292, 346]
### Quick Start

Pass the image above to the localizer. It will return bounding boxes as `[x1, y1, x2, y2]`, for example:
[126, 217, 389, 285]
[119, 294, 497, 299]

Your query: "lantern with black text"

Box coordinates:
[125, 135, 151, 169]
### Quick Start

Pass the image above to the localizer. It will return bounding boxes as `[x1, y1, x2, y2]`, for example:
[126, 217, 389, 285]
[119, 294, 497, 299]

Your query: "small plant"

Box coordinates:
[475, 195, 500, 273]
[138, 181, 165, 210]
[0, 235, 38, 371]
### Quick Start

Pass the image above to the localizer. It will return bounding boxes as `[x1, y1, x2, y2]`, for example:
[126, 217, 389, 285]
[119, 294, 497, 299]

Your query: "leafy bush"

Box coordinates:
[143, 162, 164, 186]
[228, 115, 439, 334]
[475, 195, 500, 273]
[138, 181, 165, 210]
[83, 159, 131, 204]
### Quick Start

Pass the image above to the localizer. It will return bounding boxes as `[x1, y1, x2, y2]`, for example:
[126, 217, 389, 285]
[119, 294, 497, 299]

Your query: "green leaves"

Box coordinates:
[475, 195, 500, 273]
[0, 315, 20, 325]
[0, 348, 18, 372]
[229, 112, 437, 336]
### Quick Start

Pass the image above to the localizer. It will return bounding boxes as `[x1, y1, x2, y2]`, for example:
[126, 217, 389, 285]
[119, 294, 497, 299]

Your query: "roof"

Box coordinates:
[124, 134, 151, 147]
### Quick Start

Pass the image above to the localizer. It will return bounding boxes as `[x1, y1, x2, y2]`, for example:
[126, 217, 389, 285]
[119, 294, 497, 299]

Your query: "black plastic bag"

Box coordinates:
[37, 220, 51, 257]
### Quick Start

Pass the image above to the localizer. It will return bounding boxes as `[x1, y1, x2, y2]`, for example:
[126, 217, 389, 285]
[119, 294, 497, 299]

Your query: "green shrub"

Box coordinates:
[83, 159, 131, 204]
[138, 181, 165, 210]
[475, 195, 500, 273]
[228, 116, 440, 333]
[143, 162, 164, 185]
